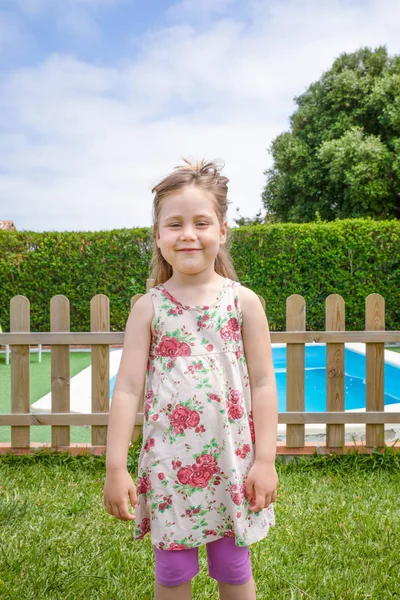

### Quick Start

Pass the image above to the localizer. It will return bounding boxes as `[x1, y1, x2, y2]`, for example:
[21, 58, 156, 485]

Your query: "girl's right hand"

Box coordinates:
[103, 469, 138, 521]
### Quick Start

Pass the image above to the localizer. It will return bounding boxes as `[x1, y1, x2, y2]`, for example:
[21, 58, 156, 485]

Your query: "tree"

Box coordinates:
[232, 207, 273, 227]
[262, 46, 400, 222]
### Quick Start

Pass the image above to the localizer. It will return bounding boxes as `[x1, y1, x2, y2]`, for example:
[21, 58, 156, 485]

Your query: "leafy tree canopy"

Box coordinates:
[262, 46, 400, 222]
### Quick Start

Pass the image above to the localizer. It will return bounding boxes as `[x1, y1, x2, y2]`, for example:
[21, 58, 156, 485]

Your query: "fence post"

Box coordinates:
[326, 294, 345, 448]
[51, 295, 70, 448]
[10, 296, 30, 448]
[91, 295, 110, 446]
[366, 294, 385, 447]
[286, 295, 305, 447]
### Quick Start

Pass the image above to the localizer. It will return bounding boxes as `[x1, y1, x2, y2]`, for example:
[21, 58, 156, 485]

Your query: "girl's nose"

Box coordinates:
[180, 226, 196, 240]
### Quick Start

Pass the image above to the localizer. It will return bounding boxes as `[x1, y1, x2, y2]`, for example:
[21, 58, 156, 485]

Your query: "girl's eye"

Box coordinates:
[196, 222, 209, 227]
[168, 223, 181, 228]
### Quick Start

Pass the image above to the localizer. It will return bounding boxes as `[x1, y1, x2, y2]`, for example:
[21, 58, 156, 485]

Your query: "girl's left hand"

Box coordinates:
[245, 461, 278, 512]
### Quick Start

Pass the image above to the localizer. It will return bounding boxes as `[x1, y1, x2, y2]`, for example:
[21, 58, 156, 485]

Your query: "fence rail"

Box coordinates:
[1, 288, 400, 454]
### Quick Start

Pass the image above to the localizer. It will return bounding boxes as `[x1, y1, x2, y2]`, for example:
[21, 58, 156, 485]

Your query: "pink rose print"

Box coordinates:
[169, 543, 190, 551]
[235, 444, 251, 459]
[248, 411, 255, 443]
[169, 405, 201, 434]
[210, 393, 222, 403]
[206, 344, 213, 352]
[144, 390, 154, 420]
[223, 530, 235, 538]
[178, 342, 191, 356]
[177, 454, 220, 489]
[158, 473, 165, 480]
[228, 390, 242, 404]
[242, 443, 251, 456]
[230, 483, 247, 506]
[137, 518, 150, 539]
[177, 467, 193, 485]
[197, 314, 210, 330]
[227, 305, 232, 311]
[137, 475, 152, 495]
[228, 317, 239, 332]
[152, 414, 159, 421]
[228, 404, 244, 420]
[144, 437, 155, 453]
[156, 335, 181, 357]
[187, 411, 200, 428]
[220, 326, 232, 341]
[158, 497, 170, 512]
[195, 454, 218, 468]
[196, 455, 219, 475]
[230, 490, 241, 506]
[189, 465, 215, 488]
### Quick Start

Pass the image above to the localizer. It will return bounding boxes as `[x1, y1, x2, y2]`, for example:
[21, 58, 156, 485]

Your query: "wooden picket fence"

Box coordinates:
[1, 284, 400, 455]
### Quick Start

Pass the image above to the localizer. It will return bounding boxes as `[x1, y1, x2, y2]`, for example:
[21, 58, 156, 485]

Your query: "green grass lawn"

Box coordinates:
[0, 351, 92, 444]
[0, 447, 399, 600]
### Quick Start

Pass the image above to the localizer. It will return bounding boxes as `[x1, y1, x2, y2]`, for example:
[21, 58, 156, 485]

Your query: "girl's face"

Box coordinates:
[156, 186, 227, 278]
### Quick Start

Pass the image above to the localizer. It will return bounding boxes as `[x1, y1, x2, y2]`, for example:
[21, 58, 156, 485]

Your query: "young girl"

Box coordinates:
[103, 159, 278, 600]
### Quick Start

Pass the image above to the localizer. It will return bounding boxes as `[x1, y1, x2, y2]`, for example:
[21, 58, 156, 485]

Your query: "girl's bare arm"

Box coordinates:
[105, 293, 153, 472]
[239, 286, 278, 465]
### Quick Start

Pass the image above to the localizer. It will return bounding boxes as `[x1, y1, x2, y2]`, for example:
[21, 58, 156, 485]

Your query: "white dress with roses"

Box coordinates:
[134, 278, 275, 550]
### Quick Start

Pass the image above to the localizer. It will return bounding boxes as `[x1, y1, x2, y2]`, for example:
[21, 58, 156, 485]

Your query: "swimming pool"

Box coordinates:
[109, 344, 400, 411]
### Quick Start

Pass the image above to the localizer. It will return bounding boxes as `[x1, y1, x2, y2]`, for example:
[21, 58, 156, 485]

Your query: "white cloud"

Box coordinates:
[1, 0, 400, 231]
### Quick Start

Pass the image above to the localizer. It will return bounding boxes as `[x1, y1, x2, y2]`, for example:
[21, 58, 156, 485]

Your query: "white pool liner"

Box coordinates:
[30, 349, 123, 415]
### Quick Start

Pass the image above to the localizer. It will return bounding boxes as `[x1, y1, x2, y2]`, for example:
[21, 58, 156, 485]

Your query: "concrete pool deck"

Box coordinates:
[30, 343, 400, 443]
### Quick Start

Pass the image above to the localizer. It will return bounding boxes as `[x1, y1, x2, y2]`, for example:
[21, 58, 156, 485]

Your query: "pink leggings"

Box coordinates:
[153, 537, 252, 587]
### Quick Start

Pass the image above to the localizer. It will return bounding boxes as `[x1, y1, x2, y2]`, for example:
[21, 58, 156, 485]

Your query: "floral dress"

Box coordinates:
[134, 278, 275, 550]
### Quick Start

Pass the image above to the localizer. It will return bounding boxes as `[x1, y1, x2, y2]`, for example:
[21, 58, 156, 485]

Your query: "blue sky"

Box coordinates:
[0, 0, 399, 231]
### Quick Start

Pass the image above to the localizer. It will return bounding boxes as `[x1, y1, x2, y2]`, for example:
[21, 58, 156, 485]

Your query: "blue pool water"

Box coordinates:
[109, 346, 400, 412]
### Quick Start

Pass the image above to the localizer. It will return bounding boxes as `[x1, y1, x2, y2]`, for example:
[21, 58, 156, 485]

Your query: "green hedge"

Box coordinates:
[230, 218, 400, 331]
[0, 218, 399, 332]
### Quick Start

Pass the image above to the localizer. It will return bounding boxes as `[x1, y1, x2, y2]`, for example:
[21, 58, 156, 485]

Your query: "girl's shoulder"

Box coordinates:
[237, 283, 260, 303]
[237, 285, 265, 319]
[129, 292, 154, 320]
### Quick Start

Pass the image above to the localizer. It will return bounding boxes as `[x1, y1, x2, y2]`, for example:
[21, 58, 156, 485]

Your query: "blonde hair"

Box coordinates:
[150, 158, 238, 285]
